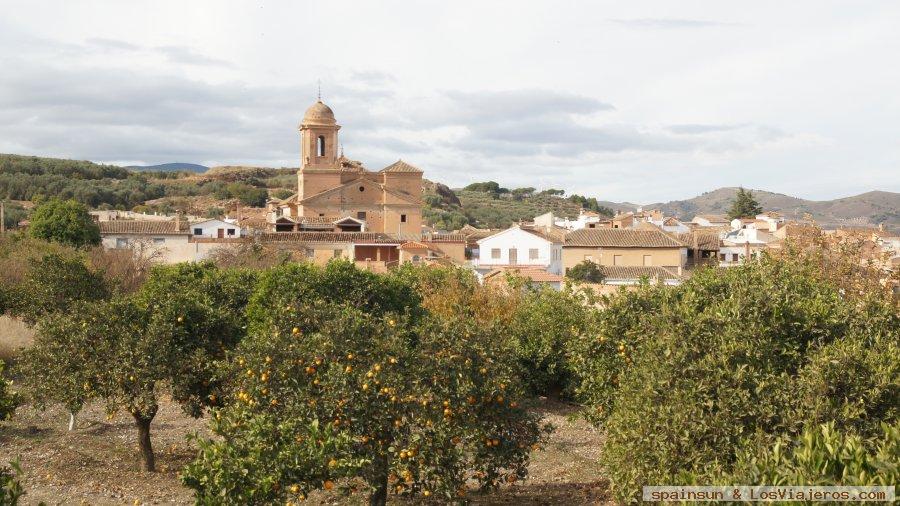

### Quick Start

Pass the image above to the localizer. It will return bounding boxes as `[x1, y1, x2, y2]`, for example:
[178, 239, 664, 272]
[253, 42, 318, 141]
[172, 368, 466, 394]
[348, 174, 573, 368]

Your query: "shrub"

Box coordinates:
[0, 360, 19, 423]
[729, 421, 899, 486]
[585, 258, 860, 501]
[565, 260, 605, 283]
[27, 198, 100, 247]
[0, 459, 25, 505]
[506, 284, 597, 396]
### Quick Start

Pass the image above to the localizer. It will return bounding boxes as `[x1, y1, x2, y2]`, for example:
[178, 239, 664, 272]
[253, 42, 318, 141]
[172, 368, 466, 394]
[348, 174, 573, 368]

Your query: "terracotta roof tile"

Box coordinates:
[600, 265, 682, 281]
[258, 232, 401, 244]
[99, 221, 190, 235]
[565, 229, 686, 248]
[380, 159, 423, 173]
[675, 231, 721, 250]
[484, 267, 562, 283]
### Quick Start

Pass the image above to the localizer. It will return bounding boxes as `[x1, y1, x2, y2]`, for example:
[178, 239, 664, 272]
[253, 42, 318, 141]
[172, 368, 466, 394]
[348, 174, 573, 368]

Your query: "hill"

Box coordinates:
[126, 162, 208, 173]
[635, 187, 900, 229]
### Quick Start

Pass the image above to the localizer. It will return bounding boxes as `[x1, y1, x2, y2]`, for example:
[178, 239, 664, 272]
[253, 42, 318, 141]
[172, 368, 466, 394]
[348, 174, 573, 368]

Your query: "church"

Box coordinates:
[267, 99, 424, 234]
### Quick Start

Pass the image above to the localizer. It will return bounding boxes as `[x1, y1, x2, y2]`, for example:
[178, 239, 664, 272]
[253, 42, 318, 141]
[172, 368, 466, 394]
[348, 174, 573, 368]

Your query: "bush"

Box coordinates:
[27, 198, 100, 247]
[183, 263, 548, 505]
[0, 459, 25, 505]
[583, 258, 866, 501]
[565, 260, 605, 283]
[729, 421, 899, 486]
[506, 284, 597, 396]
[0, 360, 19, 423]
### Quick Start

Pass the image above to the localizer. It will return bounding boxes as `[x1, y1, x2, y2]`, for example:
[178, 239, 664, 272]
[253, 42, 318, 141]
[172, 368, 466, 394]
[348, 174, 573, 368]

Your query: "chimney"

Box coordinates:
[175, 211, 183, 232]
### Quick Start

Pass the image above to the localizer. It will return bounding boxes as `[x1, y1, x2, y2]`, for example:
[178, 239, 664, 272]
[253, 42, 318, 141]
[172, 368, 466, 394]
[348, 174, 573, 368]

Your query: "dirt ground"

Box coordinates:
[0, 397, 609, 505]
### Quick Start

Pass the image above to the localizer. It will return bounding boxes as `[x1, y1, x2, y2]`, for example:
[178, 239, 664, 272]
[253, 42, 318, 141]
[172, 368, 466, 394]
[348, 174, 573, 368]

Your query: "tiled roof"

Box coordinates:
[565, 229, 686, 248]
[258, 232, 402, 244]
[399, 241, 430, 250]
[99, 220, 190, 235]
[424, 233, 466, 242]
[694, 214, 728, 222]
[380, 159, 423, 173]
[675, 231, 721, 250]
[484, 267, 562, 283]
[520, 226, 567, 243]
[600, 265, 682, 281]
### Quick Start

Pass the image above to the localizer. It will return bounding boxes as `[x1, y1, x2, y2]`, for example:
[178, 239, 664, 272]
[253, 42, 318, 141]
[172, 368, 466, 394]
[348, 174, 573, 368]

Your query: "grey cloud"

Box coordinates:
[154, 45, 235, 68]
[86, 37, 141, 51]
[667, 123, 748, 134]
[609, 18, 742, 29]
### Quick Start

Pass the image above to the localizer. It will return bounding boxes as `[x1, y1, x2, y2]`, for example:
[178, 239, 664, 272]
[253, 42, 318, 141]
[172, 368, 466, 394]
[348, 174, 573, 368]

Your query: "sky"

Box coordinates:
[1, 0, 898, 204]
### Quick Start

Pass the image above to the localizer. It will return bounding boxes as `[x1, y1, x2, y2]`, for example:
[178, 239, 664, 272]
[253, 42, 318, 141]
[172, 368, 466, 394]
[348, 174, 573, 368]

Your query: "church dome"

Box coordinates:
[302, 100, 336, 125]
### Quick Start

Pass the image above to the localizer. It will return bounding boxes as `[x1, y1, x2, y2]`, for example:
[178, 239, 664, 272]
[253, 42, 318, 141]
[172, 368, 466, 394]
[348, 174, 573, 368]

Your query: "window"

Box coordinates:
[333, 249, 343, 258]
[412, 255, 421, 262]
[317, 135, 325, 156]
[358, 186, 365, 192]
[491, 248, 501, 259]
[357, 211, 367, 220]
[319, 213, 325, 217]
[193, 228, 203, 235]
[400, 214, 407, 223]
[613, 254, 623, 266]
[529, 248, 539, 260]
[720, 253, 726, 261]
[732, 253, 739, 262]
[643, 255, 652, 266]
[227, 229, 236, 236]
[153, 238, 165, 244]
[116, 238, 129, 249]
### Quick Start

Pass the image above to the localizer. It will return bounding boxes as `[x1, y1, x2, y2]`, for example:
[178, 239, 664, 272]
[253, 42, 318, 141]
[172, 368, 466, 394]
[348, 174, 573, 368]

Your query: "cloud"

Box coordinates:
[608, 18, 743, 29]
[154, 45, 234, 68]
[666, 123, 748, 134]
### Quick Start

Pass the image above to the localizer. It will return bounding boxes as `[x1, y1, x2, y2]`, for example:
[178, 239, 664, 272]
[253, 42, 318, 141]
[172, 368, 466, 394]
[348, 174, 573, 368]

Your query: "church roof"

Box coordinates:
[380, 160, 423, 173]
[302, 100, 336, 125]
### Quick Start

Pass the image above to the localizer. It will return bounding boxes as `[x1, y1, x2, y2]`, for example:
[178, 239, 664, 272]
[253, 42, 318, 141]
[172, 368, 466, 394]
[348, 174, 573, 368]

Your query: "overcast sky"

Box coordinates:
[1, 1, 898, 204]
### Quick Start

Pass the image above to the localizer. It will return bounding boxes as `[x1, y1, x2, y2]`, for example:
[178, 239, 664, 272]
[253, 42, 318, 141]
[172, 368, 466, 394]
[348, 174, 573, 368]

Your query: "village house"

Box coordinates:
[266, 99, 423, 235]
[473, 225, 566, 276]
[691, 214, 730, 228]
[719, 226, 774, 265]
[597, 265, 683, 286]
[99, 217, 245, 263]
[562, 228, 687, 274]
[482, 267, 563, 290]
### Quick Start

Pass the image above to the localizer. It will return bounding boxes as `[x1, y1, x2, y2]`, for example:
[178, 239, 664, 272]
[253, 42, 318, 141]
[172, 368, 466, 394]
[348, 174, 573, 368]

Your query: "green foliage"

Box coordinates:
[727, 186, 763, 220]
[729, 421, 899, 486]
[574, 257, 895, 502]
[6, 252, 110, 324]
[216, 182, 268, 207]
[539, 189, 565, 196]
[0, 458, 25, 505]
[245, 261, 421, 336]
[1, 201, 27, 231]
[204, 207, 224, 219]
[184, 301, 546, 504]
[506, 285, 596, 396]
[0, 360, 19, 423]
[27, 198, 100, 247]
[565, 260, 605, 283]
[567, 194, 614, 216]
[0, 154, 165, 209]
[271, 188, 295, 200]
[463, 181, 508, 194]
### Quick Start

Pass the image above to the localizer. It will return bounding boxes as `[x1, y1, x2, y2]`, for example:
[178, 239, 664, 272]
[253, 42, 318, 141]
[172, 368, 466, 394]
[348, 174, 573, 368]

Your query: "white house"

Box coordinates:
[692, 214, 730, 227]
[189, 219, 243, 239]
[651, 216, 691, 234]
[719, 227, 774, 266]
[548, 210, 605, 231]
[474, 225, 565, 275]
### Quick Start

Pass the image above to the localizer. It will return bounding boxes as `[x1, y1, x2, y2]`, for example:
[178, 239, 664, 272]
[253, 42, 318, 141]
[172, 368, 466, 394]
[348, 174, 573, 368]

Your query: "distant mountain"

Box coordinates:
[621, 187, 900, 229]
[126, 162, 208, 173]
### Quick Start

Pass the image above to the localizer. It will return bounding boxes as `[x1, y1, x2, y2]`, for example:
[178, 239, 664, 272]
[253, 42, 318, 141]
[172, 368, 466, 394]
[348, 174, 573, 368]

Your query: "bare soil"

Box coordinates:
[1, 397, 608, 505]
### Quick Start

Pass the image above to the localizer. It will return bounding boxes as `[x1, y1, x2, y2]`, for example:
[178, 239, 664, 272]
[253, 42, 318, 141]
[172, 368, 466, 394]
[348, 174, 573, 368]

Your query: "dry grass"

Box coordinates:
[0, 397, 608, 505]
[0, 316, 34, 361]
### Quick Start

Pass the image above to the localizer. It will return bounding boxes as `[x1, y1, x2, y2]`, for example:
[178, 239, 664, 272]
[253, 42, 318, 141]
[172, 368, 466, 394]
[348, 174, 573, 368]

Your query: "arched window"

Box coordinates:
[316, 135, 325, 157]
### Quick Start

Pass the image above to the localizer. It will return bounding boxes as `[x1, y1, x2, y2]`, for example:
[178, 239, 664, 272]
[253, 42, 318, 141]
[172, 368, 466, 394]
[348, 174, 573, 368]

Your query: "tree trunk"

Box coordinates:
[68, 412, 76, 431]
[132, 408, 158, 472]
[368, 453, 389, 506]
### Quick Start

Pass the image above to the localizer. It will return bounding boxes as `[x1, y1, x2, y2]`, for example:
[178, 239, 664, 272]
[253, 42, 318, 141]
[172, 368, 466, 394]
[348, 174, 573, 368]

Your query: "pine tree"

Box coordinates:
[727, 187, 763, 220]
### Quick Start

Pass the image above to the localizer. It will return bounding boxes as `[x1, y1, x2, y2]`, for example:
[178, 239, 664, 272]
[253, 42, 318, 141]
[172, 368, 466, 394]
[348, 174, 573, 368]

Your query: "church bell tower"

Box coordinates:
[299, 99, 340, 170]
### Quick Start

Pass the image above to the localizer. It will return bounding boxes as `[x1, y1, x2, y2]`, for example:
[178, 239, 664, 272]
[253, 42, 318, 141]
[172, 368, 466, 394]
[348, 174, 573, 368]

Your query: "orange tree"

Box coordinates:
[16, 263, 257, 470]
[183, 262, 548, 505]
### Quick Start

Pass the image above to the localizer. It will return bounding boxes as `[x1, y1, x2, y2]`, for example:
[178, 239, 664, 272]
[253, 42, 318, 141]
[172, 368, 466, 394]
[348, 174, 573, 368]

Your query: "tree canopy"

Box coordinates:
[27, 198, 100, 247]
[727, 187, 763, 219]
